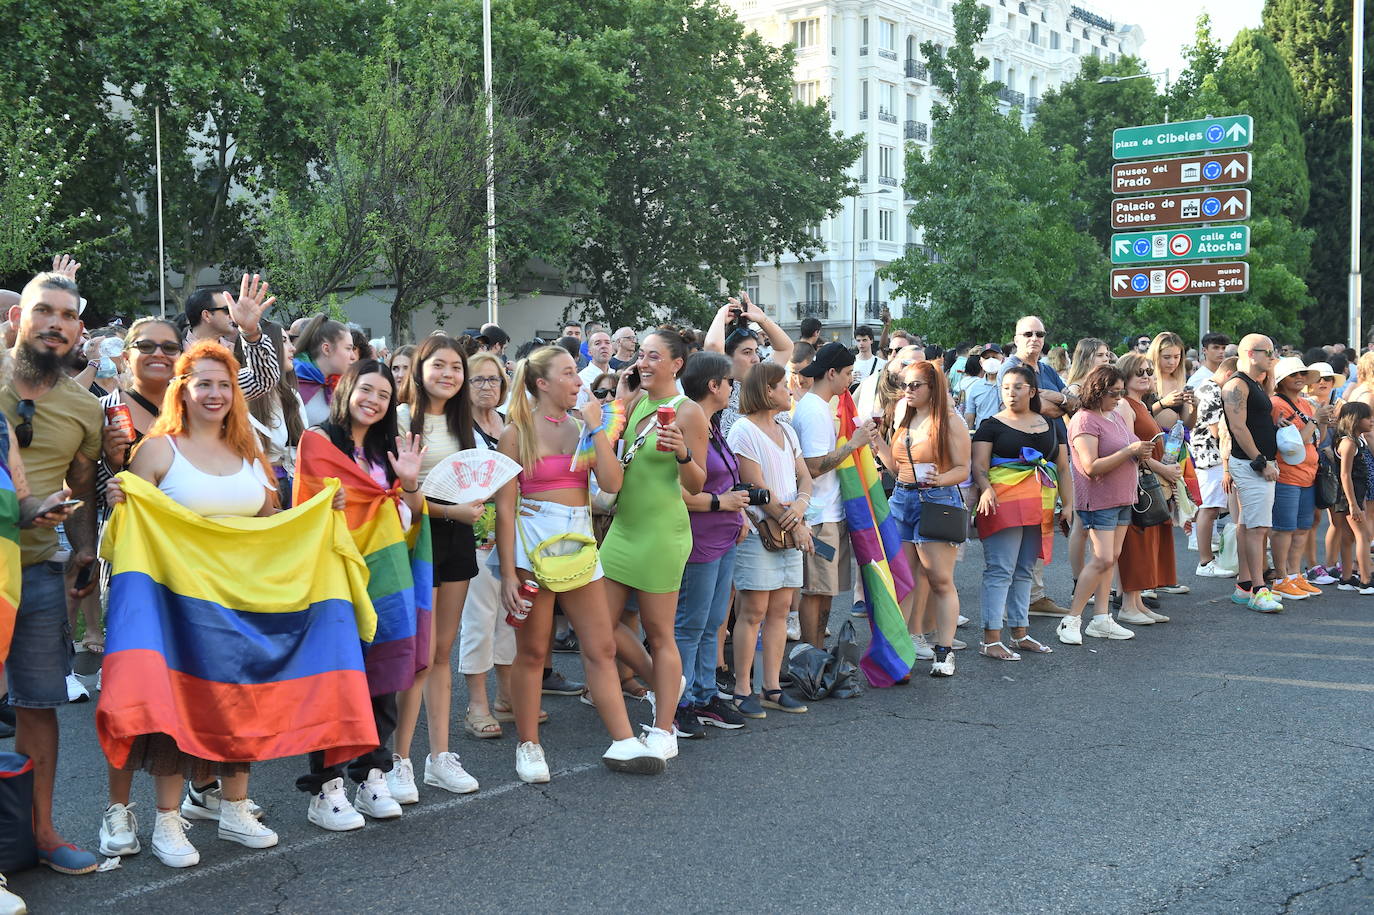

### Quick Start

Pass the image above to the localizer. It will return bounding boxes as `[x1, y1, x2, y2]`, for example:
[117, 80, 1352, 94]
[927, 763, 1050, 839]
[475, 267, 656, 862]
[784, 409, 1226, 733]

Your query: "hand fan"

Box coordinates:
[422, 449, 522, 503]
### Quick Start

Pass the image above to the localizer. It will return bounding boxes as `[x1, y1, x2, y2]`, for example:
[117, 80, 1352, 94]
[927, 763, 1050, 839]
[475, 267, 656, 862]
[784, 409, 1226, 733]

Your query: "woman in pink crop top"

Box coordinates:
[494, 345, 666, 780]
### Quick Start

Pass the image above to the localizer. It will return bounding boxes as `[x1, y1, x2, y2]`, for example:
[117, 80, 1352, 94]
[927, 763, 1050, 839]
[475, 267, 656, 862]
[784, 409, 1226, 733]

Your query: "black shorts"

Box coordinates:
[429, 516, 478, 583]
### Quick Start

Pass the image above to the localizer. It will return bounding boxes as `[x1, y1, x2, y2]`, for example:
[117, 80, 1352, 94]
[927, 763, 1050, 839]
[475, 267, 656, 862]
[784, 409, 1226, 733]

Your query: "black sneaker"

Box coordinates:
[552, 631, 579, 653]
[695, 696, 746, 730]
[1339, 577, 1360, 591]
[541, 670, 585, 696]
[672, 704, 706, 739]
[714, 666, 735, 696]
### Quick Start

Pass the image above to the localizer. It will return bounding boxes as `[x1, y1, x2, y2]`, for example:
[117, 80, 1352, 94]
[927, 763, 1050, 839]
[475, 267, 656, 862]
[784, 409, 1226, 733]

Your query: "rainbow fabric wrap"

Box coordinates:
[975, 448, 1059, 562]
[97, 472, 379, 767]
[570, 400, 629, 471]
[0, 459, 18, 680]
[294, 433, 433, 696]
[835, 391, 916, 687]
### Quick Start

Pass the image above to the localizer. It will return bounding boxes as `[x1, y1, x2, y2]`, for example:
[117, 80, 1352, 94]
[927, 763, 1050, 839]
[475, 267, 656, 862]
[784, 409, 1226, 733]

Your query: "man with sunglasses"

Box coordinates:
[1222, 335, 1284, 612]
[577, 330, 615, 399]
[998, 315, 1077, 616]
[0, 272, 105, 875]
[182, 274, 280, 401]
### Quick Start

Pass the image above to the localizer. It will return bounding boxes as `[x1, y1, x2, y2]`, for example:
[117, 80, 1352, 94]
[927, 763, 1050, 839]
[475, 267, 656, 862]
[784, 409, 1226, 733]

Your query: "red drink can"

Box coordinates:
[105, 403, 134, 440]
[506, 579, 539, 629]
[655, 404, 677, 451]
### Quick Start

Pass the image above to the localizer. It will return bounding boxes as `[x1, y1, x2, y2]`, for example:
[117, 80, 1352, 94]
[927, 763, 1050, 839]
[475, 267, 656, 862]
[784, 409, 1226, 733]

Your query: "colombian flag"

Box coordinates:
[294, 433, 433, 696]
[835, 390, 916, 687]
[97, 472, 378, 766]
[0, 460, 17, 680]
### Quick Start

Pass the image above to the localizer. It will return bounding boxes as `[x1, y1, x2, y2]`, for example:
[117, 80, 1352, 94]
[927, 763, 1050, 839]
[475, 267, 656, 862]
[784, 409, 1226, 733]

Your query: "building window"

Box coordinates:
[880, 19, 897, 51]
[791, 18, 819, 49]
[861, 208, 870, 241]
[1030, 22, 1039, 44]
[859, 147, 869, 182]
[861, 17, 869, 47]
[993, 58, 1004, 80]
[879, 145, 896, 180]
[879, 82, 897, 116]
[794, 80, 820, 104]
[859, 79, 869, 118]
[806, 271, 824, 303]
[745, 275, 760, 304]
[878, 209, 895, 241]
[1050, 30, 1060, 50]
[1072, 37, 1080, 52]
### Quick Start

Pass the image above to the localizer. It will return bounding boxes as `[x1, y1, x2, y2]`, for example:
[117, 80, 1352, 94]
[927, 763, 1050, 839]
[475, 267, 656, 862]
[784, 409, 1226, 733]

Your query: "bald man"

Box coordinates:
[1222, 334, 1283, 612]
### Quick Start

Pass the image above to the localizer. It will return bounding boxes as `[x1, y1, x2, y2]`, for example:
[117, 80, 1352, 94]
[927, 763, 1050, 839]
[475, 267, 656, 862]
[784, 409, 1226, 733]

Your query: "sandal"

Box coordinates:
[491, 702, 548, 724]
[78, 635, 104, 654]
[620, 676, 649, 700]
[1010, 635, 1053, 654]
[463, 709, 502, 739]
[978, 641, 1021, 661]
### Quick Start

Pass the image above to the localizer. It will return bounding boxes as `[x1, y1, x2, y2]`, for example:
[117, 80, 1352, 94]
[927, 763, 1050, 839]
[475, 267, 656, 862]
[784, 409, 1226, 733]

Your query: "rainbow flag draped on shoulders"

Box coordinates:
[975, 448, 1058, 561]
[97, 472, 378, 767]
[0, 456, 18, 680]
[835, 390, 916, 687]
[294, 433, 432, 696]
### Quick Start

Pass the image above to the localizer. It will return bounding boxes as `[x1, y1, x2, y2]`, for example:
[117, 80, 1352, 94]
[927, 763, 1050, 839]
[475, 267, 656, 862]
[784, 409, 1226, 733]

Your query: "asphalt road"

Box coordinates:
[7, 529, 1374, 914]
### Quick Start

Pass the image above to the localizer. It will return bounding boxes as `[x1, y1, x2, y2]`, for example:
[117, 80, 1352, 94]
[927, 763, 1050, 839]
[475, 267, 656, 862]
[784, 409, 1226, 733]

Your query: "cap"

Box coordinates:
[1272, 356, 1318, 387]
[799, 341, 856, 378]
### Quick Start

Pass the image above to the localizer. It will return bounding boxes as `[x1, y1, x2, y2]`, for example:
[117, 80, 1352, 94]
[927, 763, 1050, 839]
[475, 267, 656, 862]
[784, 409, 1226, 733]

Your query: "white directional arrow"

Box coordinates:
[1115, 239, 1130, 255]
[1222, 196, 1245, 215]
[1223, 158, 1245, 177]
[1225, 122, 1247, 141]
[1113, 275, 1129, 291]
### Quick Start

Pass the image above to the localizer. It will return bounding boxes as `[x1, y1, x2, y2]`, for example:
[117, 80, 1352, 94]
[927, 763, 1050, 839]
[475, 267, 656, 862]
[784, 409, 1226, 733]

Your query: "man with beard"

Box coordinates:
[1, 271, 104, 874]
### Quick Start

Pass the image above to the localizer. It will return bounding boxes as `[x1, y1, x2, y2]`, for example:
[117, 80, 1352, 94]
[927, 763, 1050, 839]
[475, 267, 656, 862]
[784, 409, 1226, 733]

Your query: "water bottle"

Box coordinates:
[1163, 420, 1186, 464]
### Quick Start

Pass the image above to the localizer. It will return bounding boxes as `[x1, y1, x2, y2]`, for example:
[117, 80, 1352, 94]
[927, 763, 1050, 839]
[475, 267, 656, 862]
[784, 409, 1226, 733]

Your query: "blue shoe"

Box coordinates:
[731, 693, 766, 719]
[851, 600, 868, 618]
[37, 842, 99, 875]
[1230, 588, 1252, 606]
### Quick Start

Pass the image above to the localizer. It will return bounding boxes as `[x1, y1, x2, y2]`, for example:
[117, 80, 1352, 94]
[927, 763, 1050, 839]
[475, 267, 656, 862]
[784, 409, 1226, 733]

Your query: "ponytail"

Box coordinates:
[507, 345, 572, 471]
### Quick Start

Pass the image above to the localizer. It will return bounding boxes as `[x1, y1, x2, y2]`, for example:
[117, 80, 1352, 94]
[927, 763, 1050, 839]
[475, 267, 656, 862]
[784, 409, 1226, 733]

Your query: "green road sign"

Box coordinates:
[1112, 115, 1253, 160]
[1110, 226, 1251, 264]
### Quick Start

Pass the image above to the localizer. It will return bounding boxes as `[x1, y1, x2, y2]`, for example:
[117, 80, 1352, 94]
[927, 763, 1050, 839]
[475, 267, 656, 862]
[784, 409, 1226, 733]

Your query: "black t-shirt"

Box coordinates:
[973, 415, 1058, 461]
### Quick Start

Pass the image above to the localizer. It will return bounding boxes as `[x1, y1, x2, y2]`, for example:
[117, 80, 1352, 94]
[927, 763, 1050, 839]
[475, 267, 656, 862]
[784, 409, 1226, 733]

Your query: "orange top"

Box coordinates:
[891, 419, 949, 484]
[1269, 395, 1318, 487]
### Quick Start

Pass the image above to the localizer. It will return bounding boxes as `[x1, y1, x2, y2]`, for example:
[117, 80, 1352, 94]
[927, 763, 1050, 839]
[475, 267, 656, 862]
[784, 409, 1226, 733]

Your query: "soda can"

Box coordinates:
[105, 403, 135, 441]
[655, 404, 677, 451]
[506, 579, 539, 628]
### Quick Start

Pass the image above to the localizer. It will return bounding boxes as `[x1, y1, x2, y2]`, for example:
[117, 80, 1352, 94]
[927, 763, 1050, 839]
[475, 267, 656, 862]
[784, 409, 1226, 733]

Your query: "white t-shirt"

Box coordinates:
[852, 353, 881, 385]
[1186, 364, 1217, 389]
[790, 391, 842, 523]
[725, 415, 802, 523]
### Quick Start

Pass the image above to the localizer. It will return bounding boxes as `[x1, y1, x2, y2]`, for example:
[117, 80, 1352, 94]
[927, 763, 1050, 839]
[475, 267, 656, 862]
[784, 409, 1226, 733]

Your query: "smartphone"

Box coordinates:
[44, 499, 83, 515]
[74, 562, 94, 591]
[812, 538, 836, 562]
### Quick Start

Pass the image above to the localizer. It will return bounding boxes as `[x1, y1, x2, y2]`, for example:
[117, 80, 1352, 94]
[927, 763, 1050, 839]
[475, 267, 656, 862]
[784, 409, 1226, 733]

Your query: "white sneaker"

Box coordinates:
[307, 778, 364, 831]
[355, 769, 403, 819]
[1057, 616, 1083, 645]
[1084, 615, 1136, 640]
[424, 752, 479, 794]
[218, 798, 279, 848]
[950, 637, 967, 650]
[98, 802, 141, 856]
[1195, 560, 1236, 578]
[180, 781, 263, 822]
[956, 614, 970, 627]
[913, 633, 935, 661]
[929, 654, 955, 677]
[601, 737, 666, 775]
[386, 755, 419, 804]
[515, 741, 550, 784]
[645, 675, 687, 722]
[65, 673, 89, 703]
[151, 810, 199, 868]
[640, 725, 678, 760]
[1117, 608, 1156, 625]
[786, 610, 801, 641]
[0, 874, 24, 915]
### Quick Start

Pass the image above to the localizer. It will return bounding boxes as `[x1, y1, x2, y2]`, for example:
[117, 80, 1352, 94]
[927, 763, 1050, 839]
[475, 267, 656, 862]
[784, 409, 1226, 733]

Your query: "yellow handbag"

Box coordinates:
[518, 520, 600, 593]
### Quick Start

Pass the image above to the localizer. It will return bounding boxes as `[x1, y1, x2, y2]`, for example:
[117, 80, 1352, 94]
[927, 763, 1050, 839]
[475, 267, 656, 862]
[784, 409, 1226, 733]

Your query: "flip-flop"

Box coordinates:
[463, 710, 502, 739]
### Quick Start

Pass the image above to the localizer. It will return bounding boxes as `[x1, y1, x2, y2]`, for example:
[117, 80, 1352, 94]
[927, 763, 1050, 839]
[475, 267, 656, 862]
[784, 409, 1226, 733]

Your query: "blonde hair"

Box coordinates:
[1147, 332, 1187, 397]
[466, 351, 508, 405]
[1357, 351, 1374, 386]
[507, 346, 572, 471]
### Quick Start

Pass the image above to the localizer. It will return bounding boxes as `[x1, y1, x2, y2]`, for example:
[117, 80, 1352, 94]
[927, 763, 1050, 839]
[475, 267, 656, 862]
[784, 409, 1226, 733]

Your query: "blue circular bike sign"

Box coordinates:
[1205, 124, 1224, 143]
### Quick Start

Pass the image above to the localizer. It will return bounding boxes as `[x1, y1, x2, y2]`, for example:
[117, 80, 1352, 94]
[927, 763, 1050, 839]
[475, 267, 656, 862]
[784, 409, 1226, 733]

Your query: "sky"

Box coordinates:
[1114, 0, 1266, 82]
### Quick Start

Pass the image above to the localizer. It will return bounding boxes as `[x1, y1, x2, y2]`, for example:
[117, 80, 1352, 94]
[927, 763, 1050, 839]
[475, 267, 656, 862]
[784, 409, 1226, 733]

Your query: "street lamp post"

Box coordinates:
[482, 0, 498, 327]
[1097, 70, 1171, 123]
[850, 187, 891, 342]
[1350, 0, 1364, 352]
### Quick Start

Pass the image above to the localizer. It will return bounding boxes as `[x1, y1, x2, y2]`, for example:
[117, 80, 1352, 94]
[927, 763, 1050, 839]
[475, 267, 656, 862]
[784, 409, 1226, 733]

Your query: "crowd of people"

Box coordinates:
[0, 261, 1363, 912]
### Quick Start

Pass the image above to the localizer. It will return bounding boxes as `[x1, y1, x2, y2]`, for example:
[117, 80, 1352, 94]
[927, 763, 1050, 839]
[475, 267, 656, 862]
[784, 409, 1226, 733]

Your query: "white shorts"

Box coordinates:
[1227, 457, 1276, 529]
[1198, 464, 1227, 509]
[512, 499, 603, 583]
[458, 551, 516, 674]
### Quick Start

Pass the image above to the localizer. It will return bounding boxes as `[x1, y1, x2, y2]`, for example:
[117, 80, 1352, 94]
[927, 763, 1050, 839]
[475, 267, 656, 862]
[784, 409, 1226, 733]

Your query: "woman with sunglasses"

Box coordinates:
[704, 294, 794, 437]
[1057, 366, 1155, 644]
[586, 372, 618, 407]
[1112, 353, 1182, 625]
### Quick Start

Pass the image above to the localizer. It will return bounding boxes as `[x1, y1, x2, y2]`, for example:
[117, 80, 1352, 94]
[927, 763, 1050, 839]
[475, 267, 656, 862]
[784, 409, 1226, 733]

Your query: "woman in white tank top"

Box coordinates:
[105, 341, 344, 866]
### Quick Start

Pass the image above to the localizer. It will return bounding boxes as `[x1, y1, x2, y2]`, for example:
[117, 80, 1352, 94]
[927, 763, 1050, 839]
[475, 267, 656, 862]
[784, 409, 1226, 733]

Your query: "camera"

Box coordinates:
[732, 482, 771, 506]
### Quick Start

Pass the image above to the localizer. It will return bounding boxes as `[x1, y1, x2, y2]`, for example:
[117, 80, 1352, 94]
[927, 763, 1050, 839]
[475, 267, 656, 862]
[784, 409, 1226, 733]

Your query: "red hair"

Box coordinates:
[900, 360, 952, 465]
[144, 341, 272, 472]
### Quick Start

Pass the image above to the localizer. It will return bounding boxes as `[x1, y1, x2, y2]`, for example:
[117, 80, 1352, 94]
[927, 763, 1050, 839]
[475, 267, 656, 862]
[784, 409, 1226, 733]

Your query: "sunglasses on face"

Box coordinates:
[15, 399, 34, 448]
[1248, 347, 1273, 357]
[592, 387, 614, 399]
[128, 339, 183, 356]
[207, 306, 230, 315]
[901, 381, 929, 391]
[1105, 388, 1125, 398]
[1136, 368, 1155, 377]
[1019, 331, 1047, 339]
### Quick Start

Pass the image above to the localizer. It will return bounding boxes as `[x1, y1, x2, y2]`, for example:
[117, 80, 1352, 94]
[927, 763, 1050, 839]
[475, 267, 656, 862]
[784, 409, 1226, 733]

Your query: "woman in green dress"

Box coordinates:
[600, 329, 708, 761]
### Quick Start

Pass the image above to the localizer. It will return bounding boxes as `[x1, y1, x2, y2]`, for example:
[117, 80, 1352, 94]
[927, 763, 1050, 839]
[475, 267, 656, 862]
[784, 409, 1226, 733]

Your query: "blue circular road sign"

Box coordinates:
[1201, 197, 1221, 217]
[1202, 161, 1222, 180]
[1133, 239, 1151, 256]
[1131, 273, 1149, 292]
[1206, 124, 1224, 143]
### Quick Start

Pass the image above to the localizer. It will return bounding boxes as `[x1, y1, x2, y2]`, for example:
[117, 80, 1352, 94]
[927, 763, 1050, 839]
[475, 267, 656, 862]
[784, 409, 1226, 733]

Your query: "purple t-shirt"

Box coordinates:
[688, 425, 745, 563]
[1068, 409, 1139, 511]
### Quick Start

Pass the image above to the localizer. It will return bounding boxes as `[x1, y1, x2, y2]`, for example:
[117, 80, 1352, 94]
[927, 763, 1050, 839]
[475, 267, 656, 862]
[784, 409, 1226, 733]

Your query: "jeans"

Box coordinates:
[295, 692, 398, 793]
[980, 526, 1040, 631]
[674, 545, 738, 707]
[6, 561, 72, 708]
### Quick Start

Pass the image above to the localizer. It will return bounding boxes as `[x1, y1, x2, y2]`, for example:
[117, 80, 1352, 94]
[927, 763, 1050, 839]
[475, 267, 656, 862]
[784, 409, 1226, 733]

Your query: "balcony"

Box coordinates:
[859, 45, 869, 56]
[863, 300, 888, 320]
[879, 176, 898, 187]
[859, 109, 869, 120]
[906, 242, 944, 263]
[795, 300, 830, 319]
[1027, 97, 1041, 113]
[878, 48, 898, 61]
[904, 120, 928, 141]
[878, 111, 898, 124]
[997, 86, 1026, 107]
[904, 59, 929, 81]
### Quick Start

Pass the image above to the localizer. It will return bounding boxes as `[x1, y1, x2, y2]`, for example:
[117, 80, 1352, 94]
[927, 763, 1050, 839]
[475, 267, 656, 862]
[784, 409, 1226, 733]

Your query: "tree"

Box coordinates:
[881, 0, 1096, 343]
[1265, 0, 1373, 344]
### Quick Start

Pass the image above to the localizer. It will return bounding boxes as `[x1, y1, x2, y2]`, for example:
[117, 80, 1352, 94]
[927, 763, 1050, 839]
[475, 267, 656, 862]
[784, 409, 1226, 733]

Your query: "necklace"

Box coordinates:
[542, 413, 567, 424]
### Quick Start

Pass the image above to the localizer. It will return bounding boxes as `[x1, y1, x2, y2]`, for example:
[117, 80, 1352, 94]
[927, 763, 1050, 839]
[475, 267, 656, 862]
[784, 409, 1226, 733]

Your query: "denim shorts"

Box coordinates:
[733, 529, 802, 592]
[512, 499, 603, 584]
[1271, 481, 1316, 532]
[1076, 503, 1132, 530]
[6, 561, 72, 709]
[889, 484, 966, 544]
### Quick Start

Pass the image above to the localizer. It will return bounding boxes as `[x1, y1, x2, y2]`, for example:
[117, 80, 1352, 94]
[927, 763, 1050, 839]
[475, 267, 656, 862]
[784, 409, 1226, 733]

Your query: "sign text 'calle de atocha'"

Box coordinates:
[1110, 226, 1251, 264]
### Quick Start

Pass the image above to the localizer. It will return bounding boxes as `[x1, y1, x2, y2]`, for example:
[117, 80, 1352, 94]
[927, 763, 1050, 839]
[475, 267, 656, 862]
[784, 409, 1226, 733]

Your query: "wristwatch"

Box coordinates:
[676, 448, 693, 465]
[709, 493, 720, 512]
[1249, 455, 1267, 472]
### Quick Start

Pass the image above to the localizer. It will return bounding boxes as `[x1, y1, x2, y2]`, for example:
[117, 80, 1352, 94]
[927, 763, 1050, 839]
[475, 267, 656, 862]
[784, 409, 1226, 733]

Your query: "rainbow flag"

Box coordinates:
[975, 451, 1058, 561]
[0, 459, 18, 680]
[97, 472, 379, 766]
[835, 390, 916, 687]
[294, 433, 433, 696]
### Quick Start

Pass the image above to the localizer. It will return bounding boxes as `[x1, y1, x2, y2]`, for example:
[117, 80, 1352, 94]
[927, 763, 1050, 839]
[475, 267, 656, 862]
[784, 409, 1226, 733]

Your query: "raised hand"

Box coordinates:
[578, 399, 604, 430]
[739, 291, 766, 324]
[388, 434, 426, 491]
[218, 273, 276, 339]
[51, 254, 81, 280]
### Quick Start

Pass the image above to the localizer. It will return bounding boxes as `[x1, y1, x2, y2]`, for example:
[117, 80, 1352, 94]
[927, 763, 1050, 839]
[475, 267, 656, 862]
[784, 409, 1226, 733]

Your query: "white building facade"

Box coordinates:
[725, 0, 1142, 340]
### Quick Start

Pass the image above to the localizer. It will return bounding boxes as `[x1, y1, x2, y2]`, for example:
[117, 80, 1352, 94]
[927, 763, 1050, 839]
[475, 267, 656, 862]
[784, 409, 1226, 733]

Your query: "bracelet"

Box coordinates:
[402, 484, 419, 493]
[587, 420, 608, 437]
[710, 493, 720, 512]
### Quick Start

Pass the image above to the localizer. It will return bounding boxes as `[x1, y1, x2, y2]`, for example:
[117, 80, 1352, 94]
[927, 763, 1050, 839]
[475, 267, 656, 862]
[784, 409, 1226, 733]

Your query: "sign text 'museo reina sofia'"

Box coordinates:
[1110, 262, 1249, 299]
[1112, 115, 1254, 160]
